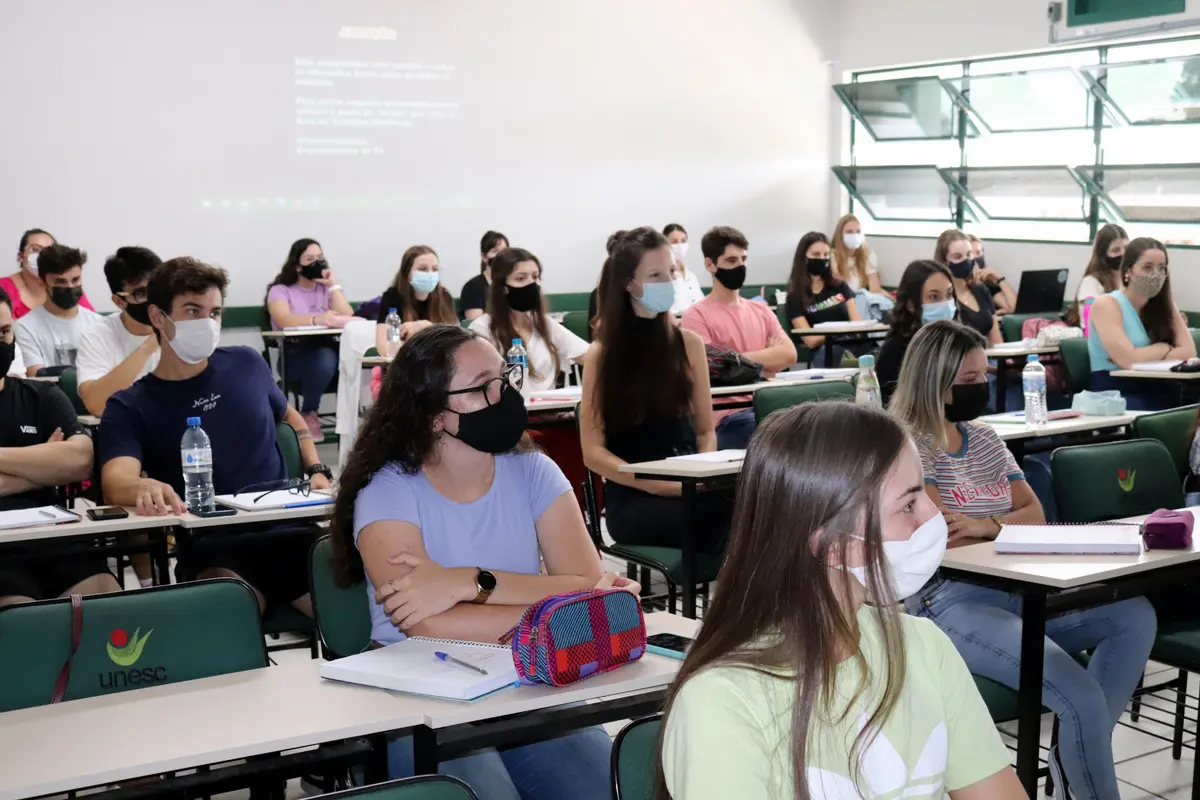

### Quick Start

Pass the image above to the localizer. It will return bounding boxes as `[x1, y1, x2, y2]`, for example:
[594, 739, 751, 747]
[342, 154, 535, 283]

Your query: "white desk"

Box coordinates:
[980, 411, 1143, 443]
[263, 328, 342, 391]
[985, 344, 1060, 359]
[0, 500, 172, 546]
[793, 322, 890, 369]
[618, 456, 743, 481]
[24, 375, 59, 384]
[1111, 369, 1200, 380]
[0, 659, 425, 800]
[78, 413, 100, 428]
[179, 497, 334, 530]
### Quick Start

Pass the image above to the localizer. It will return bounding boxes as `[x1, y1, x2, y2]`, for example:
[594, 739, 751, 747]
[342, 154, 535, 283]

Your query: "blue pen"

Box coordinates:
[435, 651, 488, 676]
[284, 499, 334, 509]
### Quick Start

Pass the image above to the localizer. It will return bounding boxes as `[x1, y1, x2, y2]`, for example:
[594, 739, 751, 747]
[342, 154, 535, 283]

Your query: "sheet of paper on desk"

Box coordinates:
[319, 636, 517, 701]
[0, 505, 80, 531]
[1130, 360, 1183, 372]
[775, 368, 858, 381]
[283, 325, 330, 332]
[995, 524, 1142, 555]
[528, 387, 583, 400]
[812, 320, 878, 330]
[666, 450, 746, 463]
[216, 491, 334, 511]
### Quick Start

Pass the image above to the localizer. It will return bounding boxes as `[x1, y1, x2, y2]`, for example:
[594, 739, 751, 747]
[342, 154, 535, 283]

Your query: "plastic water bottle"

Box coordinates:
[181, 417, 215, 512]
[506, 339, 528, 392]
[855, 354, 882, 408]
[384, 308, 402, 357]
[1022, 355, 1049, 429]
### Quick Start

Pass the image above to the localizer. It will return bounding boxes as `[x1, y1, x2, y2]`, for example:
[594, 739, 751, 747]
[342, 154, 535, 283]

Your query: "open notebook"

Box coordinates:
[319, 637, 517, 701]
[995, 524, 1142, 555]
[0, 506, 80, 531]
[216, 491, 334, 511]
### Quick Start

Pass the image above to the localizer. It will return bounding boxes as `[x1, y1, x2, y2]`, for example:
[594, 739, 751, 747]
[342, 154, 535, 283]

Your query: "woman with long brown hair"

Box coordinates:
[579, 227, 727, 551]
[934, 229, 1001, 345]
[469, 247, 588, 395]
[785, 230, 867, 365]
[1088, 236, 1195, 409]
[658, 402, 1021, 799]
[1068, 223, 1128, 331]
[373, 245, 457, 357]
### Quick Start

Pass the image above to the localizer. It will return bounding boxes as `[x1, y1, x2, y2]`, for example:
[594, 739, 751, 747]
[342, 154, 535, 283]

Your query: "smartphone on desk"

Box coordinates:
[645, 632, 694, 660]
[192, 506, 238, 518]
[86, 506, 129, 521]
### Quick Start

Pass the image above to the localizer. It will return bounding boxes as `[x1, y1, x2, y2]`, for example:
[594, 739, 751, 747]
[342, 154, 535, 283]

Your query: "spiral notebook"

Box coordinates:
[319, 636, 517, 701]
[994, 524, 1142, 555]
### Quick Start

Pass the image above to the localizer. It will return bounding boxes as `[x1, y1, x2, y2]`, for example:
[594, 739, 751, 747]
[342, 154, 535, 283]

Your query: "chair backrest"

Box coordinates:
[57, 367, 89, 415]
[612, 715, 662, 800]
[0, 579, 267, 712]
[753, 381, 855, 424]
[1052, 439, 1185, 523]
[276, 420, 302, 479]
[1132, 405, 1198, 481]
[562, 310, 591, 343]
[1058, 337, 1091, 394]
[323, 776, 479, 800]
[776, 304, 812, 366]
[1001, 312, 1061, 343]
[309, 535, 373, 659]
[364, 347, 380, 358]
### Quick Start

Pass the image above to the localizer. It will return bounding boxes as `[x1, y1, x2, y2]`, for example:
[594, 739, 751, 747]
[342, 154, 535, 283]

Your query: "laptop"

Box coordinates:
[1014, 269, 1069, 314]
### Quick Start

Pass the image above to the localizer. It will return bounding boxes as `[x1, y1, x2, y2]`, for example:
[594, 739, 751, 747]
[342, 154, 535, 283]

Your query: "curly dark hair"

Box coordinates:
[889, 260, 956, 339]
[329, 324, 534, 586]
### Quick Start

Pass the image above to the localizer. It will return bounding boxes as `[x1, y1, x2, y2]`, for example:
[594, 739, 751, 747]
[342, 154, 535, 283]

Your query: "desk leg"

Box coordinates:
[413, 726, 438, 775]
[365, 732, 390, 784]
[279, 342, 288, 396]
[996, 357, 1009, 413]
[152, 528, 171, 586]
[681, 481, 697, 620]
[824, 336, 836, 369]
[1017, 590, 1047, 797]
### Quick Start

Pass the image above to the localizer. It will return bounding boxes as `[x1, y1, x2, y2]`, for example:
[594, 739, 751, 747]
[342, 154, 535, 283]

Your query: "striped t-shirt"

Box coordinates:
[918, 422, 1024, 518]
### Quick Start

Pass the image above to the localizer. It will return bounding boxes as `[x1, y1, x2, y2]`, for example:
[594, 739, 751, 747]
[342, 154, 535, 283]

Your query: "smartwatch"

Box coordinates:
[472, 568, 497, 604]
[305, 463, 333, 481]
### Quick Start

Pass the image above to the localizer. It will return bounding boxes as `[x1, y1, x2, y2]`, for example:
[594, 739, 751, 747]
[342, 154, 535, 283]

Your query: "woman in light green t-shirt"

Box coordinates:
[659, 402, 1023, 800]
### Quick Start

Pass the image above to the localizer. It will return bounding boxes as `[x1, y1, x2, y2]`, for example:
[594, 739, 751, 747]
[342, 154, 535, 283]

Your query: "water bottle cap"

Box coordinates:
[187, 416, 201, 427]
[512, 338, 522, 345]
[858, 355, 874, 368]
[389, 308, 397, 314]
[1027, 354, 1038, 362]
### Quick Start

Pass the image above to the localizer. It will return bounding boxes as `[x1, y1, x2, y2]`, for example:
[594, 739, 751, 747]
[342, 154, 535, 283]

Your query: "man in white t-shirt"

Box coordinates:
[77, 246, 162, 415]
[14, 244, 98, 375]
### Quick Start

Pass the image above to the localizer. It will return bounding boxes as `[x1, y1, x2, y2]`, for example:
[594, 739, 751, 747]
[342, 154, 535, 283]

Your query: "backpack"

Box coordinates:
[1020, 317, 1078, 393]
[705, 344, 764, 387]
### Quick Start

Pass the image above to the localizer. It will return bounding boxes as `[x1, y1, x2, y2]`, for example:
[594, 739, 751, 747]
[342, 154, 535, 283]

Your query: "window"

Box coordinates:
[836, 33, 1200, 247]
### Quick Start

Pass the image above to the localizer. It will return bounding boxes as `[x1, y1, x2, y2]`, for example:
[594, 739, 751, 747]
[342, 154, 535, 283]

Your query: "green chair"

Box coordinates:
[612, 715, 661, 800]
[1000, 312, 1062, 343]
[276, 419, 303, 480]
[310, 535, 373, 659]
[562, 310, 591, 343]
[775, 303, 812, 366]
[364, 347, 380, 358]
[1058, 337, 1091, 395]
[1052, 439, 1184, 524]
[1132, 405, 1198, 482]
[0, 578, 267, 712]
[58, 367, 90, 416]
[322, 776, 479, 800]
[752, 381, 855, 424]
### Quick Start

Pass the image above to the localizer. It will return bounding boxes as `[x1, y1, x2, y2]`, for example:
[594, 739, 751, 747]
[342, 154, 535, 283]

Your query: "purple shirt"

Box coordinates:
[267, 282, 332, 330]
[353, 451, 571, 644]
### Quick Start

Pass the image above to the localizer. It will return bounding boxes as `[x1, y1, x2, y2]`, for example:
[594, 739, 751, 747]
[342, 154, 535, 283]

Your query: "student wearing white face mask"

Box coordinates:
[663, 223, 704, 313]
[99, 257, 334, 618]
[892, 320, 1156, 800]
[831, 214, 883, 294]
[374, 246, 458, 357]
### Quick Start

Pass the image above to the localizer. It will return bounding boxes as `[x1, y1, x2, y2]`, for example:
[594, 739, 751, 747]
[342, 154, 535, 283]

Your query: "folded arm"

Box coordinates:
[0, 434, 92, 487]
[79, 338, 158, 415]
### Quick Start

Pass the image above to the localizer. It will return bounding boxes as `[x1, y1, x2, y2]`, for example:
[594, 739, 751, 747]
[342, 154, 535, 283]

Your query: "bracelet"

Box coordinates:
[331, 284, 343, 293]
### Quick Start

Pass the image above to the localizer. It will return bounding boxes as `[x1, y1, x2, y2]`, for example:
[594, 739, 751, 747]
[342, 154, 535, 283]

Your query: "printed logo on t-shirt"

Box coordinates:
[949, 480, 1009, 507]
[807, 293, 847, 315]
[192, 393, 221, 413]
[19, 425, 36, 435]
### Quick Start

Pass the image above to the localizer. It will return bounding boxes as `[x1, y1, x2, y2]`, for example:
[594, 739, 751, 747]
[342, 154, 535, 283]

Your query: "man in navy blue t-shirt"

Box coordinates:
[99, 257, 333, 615]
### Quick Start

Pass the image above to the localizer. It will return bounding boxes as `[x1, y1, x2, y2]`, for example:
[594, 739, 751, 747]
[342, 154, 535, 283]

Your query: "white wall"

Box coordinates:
[0, 0, 835, 309]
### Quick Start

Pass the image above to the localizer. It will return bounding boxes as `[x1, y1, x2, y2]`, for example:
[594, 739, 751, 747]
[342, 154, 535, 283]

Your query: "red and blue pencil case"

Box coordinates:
[506, 589, 647, 687]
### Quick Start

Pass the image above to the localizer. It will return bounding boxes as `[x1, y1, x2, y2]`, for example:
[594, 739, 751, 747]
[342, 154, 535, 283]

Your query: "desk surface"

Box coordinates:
[0, 500, 172, 546]
[78, 414, 100, 427]
[178, 500, 333, 529]
[1111, 368, 1200, 380]
[980, 411, 1143, 442]
[262, 327, 341, 339]
[792, 322, 889, 335]
[0, 612, 696, 800]
[985, 344, 1060, 359]
[940, 506, 1200, 590]
[619, 456, 744, 480]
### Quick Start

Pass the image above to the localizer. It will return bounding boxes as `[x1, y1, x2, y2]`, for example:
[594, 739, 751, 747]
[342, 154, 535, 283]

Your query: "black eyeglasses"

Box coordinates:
[446, 376, 507, 407]
[117, 288, 149, 303]
[234, 478, 312, 504]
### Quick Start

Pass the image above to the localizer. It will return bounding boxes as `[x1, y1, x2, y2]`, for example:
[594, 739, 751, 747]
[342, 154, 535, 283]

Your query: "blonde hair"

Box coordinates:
[889, 320, 988, 450]
[933, 229, 972, 266]
[832, 214, 872, 288]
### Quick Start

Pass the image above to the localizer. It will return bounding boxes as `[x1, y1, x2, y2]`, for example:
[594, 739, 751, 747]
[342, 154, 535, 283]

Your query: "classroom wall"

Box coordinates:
[1, 0, 836, 309]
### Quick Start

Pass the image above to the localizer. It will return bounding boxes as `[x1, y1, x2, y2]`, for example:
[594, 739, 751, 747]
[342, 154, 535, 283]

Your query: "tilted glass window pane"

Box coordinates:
[963, 68, 1102, 131]
[949, 167, 1090, 220]
[1081, 165, 1200, 222]
[833, 166, 961, 221]
[1084, 56, 1200, 124]
[835, 77, 976, 140]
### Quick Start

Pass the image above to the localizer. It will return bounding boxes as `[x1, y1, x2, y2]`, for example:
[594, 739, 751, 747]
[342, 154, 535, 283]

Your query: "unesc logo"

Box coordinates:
[1118, 468, 1136, 493]
[99, 627, 168, 689]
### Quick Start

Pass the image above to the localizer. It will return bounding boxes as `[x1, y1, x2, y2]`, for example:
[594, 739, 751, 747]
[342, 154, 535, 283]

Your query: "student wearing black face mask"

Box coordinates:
[264, 238, 354, 441]
[785, 231, 868, 366]
[14, 243, 100, 376]
[77, 246, 163, 416]
[934, 230, 1001, 345]
[1067, 223, 1128, 332]
[329, 324, 629, 794]
[891, 319, 1156, 800]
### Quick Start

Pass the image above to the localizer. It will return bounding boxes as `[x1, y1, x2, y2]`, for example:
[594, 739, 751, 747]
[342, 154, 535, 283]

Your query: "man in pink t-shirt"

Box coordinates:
[681, 226, 796, 449]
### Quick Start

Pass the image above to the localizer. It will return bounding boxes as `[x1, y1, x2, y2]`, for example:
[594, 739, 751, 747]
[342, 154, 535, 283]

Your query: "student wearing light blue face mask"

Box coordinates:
[579, 227, 731, 553]
[374, 245, 458, 357]
[877, 260, 956, 406]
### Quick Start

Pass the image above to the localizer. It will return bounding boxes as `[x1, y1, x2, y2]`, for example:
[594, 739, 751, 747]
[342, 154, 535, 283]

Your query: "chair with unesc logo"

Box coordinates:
[0, 578, 267, 712]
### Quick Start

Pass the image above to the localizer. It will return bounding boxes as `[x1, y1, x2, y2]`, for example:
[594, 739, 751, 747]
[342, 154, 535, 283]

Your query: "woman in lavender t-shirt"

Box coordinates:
[330, 324, 633, 800]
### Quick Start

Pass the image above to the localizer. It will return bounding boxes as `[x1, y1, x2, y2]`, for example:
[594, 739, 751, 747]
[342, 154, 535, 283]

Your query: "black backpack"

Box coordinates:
[705, 344, 764, 387]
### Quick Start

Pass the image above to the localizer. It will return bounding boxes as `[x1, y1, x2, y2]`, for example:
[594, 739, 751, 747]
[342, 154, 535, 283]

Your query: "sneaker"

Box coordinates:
[303, 411, 325, 444]
[1047, 745, 1073, 799]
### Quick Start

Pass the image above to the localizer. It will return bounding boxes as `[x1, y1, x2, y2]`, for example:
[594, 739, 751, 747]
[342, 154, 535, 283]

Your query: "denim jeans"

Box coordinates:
[285, 342, 338, 413]
[907, 575, 1156, 800]
[386, 726, 612, 800]
[715, 408, 756, 450]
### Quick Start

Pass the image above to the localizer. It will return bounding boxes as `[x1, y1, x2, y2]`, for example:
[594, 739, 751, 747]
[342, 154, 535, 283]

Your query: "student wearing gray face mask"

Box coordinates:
[1087, 237, 1196, 410]
[13, 243, 100, 375]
